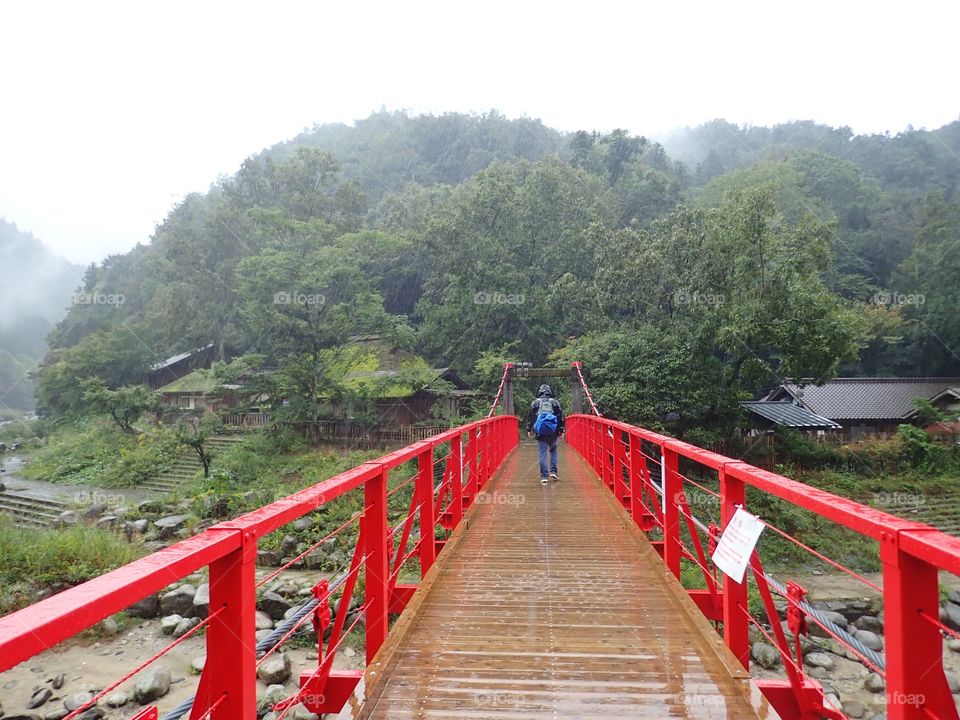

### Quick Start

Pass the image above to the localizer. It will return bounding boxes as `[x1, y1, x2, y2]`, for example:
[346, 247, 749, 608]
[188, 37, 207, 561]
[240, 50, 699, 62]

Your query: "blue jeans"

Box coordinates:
[537, 435, 558, 478]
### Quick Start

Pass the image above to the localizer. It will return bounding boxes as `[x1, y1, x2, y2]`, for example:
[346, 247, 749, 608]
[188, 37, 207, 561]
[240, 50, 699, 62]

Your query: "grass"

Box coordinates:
[21, 417, 180, 487]
[0, 515, 143, 613]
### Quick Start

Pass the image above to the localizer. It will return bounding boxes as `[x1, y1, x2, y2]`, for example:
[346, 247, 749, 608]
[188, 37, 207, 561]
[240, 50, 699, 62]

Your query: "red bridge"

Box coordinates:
[1, 364, 959, 719]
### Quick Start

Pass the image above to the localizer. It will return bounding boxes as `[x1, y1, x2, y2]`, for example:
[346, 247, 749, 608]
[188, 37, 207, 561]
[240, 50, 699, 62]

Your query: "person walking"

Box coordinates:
[526, 384, 565, 485]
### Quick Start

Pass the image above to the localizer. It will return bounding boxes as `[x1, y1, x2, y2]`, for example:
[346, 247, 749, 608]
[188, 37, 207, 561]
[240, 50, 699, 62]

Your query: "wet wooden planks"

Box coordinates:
[355, 441, 777, 719]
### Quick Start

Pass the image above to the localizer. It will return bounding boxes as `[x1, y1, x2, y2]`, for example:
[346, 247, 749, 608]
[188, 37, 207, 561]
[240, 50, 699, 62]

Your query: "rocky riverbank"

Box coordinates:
[748, 590, 960, 719]
[0, 568, 364, 720]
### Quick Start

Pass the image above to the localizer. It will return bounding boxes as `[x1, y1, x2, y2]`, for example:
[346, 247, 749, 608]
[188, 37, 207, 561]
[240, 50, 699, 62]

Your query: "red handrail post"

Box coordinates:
[364, 467, 389, 664]
[417, 449, 436, 577]
[467, 427, 480, 500]
[482, 424, 491, 486]
[719, 465, 749, 669]
[203, 528, 257, 719]
[450, 433, 464, 525]
[628, 431, 643, 526]
[613, 428, 626, 505]
[882, 533, 956, 719]
[662, 445, 682, 579]
[602, 423, 613, 488]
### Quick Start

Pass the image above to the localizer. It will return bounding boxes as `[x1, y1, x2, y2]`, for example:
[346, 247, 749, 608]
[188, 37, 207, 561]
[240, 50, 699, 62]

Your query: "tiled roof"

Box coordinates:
[740, 401, 841, 429]
[768, 378, 960, 420]
[150, 343, 214, 371]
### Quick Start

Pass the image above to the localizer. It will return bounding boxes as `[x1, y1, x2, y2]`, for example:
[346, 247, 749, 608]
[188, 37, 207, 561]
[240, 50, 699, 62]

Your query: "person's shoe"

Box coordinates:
[540, 476, 549, 485]
[550, 472, 559, 482]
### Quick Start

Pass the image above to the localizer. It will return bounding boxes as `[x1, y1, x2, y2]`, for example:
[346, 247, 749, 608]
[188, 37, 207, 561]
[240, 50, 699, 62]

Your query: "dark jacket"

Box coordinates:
[527, 395, 565, 440]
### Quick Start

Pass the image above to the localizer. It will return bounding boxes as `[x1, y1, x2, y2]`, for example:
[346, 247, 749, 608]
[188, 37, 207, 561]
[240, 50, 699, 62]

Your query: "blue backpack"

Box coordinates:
[533, 398, 558, 435]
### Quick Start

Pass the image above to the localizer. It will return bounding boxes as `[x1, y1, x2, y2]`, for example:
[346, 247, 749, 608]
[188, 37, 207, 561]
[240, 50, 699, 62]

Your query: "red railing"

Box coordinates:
[566, 413, 960, 720]
[0, 414, 519, 719]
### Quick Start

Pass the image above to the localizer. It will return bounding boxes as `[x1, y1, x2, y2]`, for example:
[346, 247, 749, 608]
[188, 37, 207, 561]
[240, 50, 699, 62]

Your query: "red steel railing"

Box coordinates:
[0, 414, 519, 719]
[566, 413, 960, 720]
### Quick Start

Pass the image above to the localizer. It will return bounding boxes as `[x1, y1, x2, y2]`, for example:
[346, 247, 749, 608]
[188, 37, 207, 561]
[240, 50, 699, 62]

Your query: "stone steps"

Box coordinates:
[0, 491, 67, 527]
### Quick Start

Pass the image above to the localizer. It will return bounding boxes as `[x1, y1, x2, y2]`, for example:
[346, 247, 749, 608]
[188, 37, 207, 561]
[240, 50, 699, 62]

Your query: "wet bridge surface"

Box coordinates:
[353, 442, 776, 719]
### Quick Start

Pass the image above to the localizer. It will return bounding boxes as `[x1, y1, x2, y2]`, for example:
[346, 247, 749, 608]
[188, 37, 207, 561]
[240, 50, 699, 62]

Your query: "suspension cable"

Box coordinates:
[572, 362, 601, 416]
[486, 363, 513, 417]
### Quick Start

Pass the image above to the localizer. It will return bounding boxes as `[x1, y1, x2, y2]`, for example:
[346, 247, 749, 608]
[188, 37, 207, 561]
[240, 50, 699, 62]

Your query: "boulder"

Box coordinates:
[854, 629, 883, 651]
[63, 692, 94, 712]
[854, 614, 884, 634]
[56, 511, 80, 526]
[27, 687, 53, 708]
[292, 704, 319, 720]
[97, 615, 119, 636]
[864, 672, 885, 693]
[292, 517, 313, 532]
[809, 610, 847, 638]
[256, 611, 274, 630]
[82, 504, 107, 520]
[160, 614, 183, 635]
[44, 710, 70, 720]
[95, 515, 118, 528]
[104, 691, 128, 707]
[259, 684, 287, 710]
[51, 673, 65, 690]
[948, 673, 960, 695]
[124, 519, 149, 537]
[191, 583, 210, 618]
[257, 550, 283, 566]
[281, 535, 299, 556]
[258, 591, 292, 620]
[191, 656, 205, 674]
[137, 499, 164, 514]
[173, 616, 201, 638]
[750, 642, 780, 670]
[943, 602, 960, 631]
[948, 638, 960, 653]
[133, 666, 171, 704]
[257, 653, 292, 685]
[160, 584, 196, 616]
[154, 514, 190, 539]
[804, 652, 836, 671]
[948, 589, 960, 606]
[126, 594, 160, 618]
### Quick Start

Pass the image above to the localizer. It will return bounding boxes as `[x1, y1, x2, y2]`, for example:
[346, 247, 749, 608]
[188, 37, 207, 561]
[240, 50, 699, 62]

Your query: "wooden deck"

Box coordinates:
[352, 441, 779, 719]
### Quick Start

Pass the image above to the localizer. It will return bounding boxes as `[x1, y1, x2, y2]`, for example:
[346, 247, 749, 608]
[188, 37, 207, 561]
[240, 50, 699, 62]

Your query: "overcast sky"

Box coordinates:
[1, 0, 957, 265]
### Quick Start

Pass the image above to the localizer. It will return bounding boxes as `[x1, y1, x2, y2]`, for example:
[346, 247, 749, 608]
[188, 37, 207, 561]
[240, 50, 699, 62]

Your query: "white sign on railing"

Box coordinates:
[711, 507, 766, 584]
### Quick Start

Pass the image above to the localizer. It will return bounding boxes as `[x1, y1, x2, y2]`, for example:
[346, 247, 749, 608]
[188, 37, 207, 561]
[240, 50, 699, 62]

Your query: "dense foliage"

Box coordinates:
[25, 111, 960, 436]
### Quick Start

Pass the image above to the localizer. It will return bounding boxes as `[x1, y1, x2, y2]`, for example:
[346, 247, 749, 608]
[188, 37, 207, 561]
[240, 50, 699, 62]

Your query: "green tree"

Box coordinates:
[80, 378, 160, 434]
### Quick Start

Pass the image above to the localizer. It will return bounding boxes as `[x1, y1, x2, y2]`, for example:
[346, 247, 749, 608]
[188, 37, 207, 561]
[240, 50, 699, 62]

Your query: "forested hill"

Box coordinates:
[0, 220, 84, 411]
[36, 111, 960, 441]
